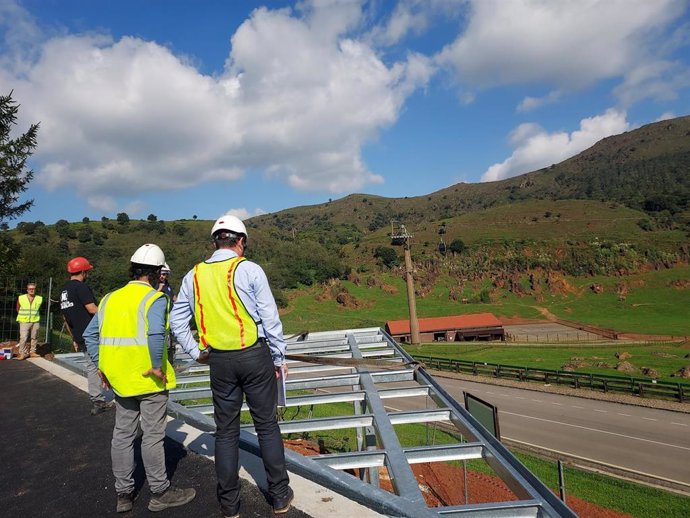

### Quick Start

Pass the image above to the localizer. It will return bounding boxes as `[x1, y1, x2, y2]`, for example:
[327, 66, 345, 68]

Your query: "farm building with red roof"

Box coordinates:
[386, 313, 504, 343]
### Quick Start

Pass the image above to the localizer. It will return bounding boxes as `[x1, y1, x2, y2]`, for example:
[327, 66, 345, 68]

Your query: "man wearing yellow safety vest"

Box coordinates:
[171, 214, 293, 518]
[15, 282, 43, 360]
[83, 244, 196, 514]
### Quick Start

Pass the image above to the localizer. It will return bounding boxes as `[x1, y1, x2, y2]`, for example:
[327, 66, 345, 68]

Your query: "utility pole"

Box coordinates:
[391, 221, 420, 345]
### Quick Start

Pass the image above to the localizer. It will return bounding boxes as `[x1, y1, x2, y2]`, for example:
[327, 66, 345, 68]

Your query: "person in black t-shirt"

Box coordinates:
[61, 256, 113, 416]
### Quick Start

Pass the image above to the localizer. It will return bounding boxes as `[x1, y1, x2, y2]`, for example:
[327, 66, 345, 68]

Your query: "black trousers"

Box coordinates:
[209, 343, 289, 515]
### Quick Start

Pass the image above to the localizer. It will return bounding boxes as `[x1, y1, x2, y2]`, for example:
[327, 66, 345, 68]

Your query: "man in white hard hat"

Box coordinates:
[170, 215, 293, 518]
[157, 263, 176, 302]
[83, 244, 196, 514]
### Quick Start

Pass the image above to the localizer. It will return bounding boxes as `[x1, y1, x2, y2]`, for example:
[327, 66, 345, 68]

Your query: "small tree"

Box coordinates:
[116, 212, 130, 225]
[0, 91, 39, 225]
[147, 213, 157, 222]
[374, 246, 399, 268]
[449, 239, 466, 255]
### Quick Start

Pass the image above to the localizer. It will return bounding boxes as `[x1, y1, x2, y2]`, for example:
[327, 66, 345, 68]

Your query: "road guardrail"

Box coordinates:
[412, 355, 688, 403]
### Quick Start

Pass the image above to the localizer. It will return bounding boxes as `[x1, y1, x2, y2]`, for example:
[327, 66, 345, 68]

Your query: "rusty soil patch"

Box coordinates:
[283, 440, 631, 518]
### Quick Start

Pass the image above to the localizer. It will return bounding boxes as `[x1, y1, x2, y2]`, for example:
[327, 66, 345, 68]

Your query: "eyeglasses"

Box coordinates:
[161, 273, 169, 276]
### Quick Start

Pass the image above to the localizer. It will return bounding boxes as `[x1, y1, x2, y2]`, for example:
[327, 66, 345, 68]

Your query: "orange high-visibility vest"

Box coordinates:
[193, 257, 259, 351]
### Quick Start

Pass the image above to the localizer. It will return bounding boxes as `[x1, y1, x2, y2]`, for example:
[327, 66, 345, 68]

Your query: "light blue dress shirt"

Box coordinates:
[169, 249, 287, 366]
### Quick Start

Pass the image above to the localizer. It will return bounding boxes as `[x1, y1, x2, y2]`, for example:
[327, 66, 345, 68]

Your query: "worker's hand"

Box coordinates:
[142, 367, 168, 385]
[275, 363, 288, 380]
[97, 369, 111, 390]
[72, 341, 79, 352]
[196, 350, 210, 365]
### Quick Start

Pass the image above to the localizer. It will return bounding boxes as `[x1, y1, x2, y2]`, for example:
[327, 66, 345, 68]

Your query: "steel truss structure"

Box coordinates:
[55, 327, 577, 518]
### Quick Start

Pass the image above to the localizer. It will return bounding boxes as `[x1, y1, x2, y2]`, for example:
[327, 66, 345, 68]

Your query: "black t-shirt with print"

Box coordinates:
[60, 280, 97, 347]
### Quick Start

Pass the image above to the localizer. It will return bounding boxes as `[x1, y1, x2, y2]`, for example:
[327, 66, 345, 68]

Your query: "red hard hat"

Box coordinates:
[67, 256, 94, 274]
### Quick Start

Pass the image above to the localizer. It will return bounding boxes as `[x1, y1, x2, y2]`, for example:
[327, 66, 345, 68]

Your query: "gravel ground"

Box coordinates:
[429, 369, 690, 414]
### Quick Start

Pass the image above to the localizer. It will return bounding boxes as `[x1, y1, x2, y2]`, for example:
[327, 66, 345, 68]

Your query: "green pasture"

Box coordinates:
[405, 342, 690, 383]
[281, 265, 690, 336]
[544, 265, 690, 336]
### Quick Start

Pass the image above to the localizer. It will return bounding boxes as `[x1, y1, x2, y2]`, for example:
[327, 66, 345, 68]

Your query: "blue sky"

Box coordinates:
[2, 0, 689, 225]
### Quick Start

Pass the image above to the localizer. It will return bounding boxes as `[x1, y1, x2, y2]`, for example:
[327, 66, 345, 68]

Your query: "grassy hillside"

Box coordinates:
[279, 266, 690, 336]
[250, 115, 690, 235]
[4, 116, 689, 339]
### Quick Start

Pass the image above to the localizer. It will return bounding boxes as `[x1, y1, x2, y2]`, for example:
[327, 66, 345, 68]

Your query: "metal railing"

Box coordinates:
[413, 355, 689, 403]
[54, 328, 578, 518]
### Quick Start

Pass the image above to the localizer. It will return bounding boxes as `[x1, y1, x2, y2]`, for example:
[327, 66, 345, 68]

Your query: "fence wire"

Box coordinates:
[0, 276, 74, 351]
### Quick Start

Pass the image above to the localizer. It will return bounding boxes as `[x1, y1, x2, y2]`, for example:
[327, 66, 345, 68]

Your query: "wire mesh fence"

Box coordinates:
[0, 276, 75, 352]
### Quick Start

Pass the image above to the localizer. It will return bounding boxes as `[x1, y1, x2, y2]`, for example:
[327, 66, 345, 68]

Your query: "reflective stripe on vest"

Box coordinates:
[193, 257, 259, 351]
[17, 294, 43, 323]
[97, 282, 176, 397]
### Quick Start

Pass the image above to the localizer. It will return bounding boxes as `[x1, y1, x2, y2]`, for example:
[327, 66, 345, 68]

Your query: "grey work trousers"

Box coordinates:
[17, 322, 39, 355]
[111, 391, 170, 495]
[83, 351, 108, 404]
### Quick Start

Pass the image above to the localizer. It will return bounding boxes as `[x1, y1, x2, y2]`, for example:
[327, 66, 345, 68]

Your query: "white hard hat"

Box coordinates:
[211, 214, 247, 238]
[161, 263, 171, 274]
[130, 244, 165, 266]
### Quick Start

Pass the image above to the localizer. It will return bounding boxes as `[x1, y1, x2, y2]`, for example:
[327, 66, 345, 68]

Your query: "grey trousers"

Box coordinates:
[17, 322, 39, 355]
[83, 351, 108, 404]
[112, 391, 170, 495]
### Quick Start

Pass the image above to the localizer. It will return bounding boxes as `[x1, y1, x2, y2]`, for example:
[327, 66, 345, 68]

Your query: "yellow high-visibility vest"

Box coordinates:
[17, 294, 43, 323]
[193, 257, 259, 351]
[98, 282, 176, 397]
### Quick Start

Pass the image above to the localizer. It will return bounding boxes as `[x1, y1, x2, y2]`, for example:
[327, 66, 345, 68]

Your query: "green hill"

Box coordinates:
[3, 116, 690, 336]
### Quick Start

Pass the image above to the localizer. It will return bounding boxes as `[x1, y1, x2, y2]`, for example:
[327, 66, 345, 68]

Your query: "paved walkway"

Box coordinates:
[0, 359, 381, 517]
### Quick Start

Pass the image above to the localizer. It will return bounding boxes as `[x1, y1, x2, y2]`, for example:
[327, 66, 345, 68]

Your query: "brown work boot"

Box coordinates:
[148, 485, 196, 512]
[29, 352, 40, 358]
[15, 354, 28, 361]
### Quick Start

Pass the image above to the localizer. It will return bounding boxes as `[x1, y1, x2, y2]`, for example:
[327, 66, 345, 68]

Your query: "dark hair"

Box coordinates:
[130, 262, 162, 284]
[213, 231, 245, 249]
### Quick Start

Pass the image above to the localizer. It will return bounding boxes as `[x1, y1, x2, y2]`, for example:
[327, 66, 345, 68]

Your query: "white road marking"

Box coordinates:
[514, 396, 525, 400]
[531, 399, 542, 403]
[571, 405, 584, 409]
[502, 411, 690, 451]
[617, 413, 631, 417]
[551, 402, 563, 406]
[671, 422, 688, 427]
[594, 409, 607, 413]
[642, 417, 658, 422]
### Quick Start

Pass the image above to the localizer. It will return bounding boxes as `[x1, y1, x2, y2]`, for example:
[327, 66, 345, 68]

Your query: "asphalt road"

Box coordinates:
[385, 376, 690, 485]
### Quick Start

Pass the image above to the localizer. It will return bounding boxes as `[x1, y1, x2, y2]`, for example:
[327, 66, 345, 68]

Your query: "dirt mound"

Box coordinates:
[672, 366, 690, 379]
[616, 361, 637, 374]
[669, 279, 690, 289]
[316, 280, 367, 309]
[615, 351, 631, 360]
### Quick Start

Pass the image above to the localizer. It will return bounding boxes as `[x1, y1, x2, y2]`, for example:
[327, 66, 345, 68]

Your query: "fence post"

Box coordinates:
[679, 384, 684, 403]
[638, 383, 644, 398]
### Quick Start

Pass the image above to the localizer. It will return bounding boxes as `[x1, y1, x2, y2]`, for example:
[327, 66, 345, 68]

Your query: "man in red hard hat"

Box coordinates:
[61, 256, 113, 415]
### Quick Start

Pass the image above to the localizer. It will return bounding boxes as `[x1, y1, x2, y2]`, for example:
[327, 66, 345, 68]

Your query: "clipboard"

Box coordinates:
[276, 365, 287, 407]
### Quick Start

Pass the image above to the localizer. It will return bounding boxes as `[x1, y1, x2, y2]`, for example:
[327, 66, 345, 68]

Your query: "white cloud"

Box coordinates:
[481, 109, 630, 182]
[656, 111, 676, 122]
[517, 90, 562, 112]
[437, 0, 687, 103]
[220, 208, 266, 220]
[0, 0, 432, 210]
